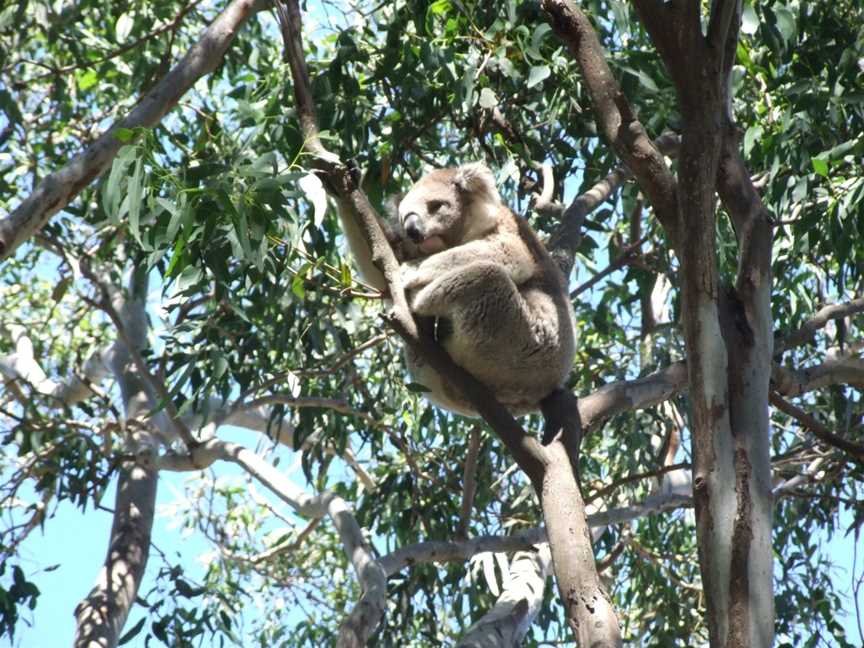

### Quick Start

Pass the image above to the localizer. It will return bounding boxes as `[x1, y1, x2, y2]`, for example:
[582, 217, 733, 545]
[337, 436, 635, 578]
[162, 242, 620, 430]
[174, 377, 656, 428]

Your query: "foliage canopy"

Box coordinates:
[0, 0, 862, 646]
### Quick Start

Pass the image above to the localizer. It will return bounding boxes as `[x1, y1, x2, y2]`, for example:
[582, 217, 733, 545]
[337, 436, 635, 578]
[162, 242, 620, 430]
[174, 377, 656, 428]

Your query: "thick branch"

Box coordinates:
[0, 327, 110, 406]
[579, 361, 688, 430]
[541, 441, 621, 646]
[74, 266, 160, 648]
[457, 546, 551, 648]
[73, 458, 158, 648]
[331, 497, 387, 648]
[0, 0, 264, 260]
[541, 0, 680, 247]
[379, 491, 692, 576]
[161, 397, 376, 490]
[772, 357, 864, 397]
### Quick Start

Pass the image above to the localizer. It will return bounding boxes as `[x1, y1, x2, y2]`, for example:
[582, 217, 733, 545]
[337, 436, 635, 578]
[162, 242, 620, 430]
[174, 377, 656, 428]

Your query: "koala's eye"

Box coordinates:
[428, 200, 449, 213]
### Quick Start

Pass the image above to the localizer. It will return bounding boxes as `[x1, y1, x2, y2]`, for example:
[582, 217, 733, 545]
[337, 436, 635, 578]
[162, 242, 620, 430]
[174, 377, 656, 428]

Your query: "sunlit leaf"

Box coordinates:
[527, 64, 551, 89]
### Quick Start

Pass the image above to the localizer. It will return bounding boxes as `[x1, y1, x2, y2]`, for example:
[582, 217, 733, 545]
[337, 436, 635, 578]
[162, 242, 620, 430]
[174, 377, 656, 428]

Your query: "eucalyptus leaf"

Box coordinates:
[527, 64, 551, 89]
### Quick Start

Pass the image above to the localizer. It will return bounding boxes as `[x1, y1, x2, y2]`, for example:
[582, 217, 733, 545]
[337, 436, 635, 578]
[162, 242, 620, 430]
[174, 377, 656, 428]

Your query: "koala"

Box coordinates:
[337, 162, 575, 419]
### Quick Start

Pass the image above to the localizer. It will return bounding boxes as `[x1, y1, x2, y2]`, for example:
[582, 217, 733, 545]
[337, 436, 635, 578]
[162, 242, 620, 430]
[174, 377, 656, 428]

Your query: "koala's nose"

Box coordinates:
[403, 213, 423, 242]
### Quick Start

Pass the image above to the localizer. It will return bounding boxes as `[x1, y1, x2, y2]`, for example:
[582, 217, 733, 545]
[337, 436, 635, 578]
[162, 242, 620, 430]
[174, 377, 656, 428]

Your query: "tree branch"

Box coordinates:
[73, 457, 158, 648]
[379, 491, 692, 576]
[73, 263, 160, 648]
[458, 426, 483, 539]
[0, 326, 110, 407]
[770, 393, 864, 463]
[0, 0, 264, 260]
[777, 297, 864, 353]
[772, 356, 864, 397]
[541, 0, 680, 247]
[456, 546, 551, 647]
[579, 361, 689, 430]
[158, 397, 376, 490]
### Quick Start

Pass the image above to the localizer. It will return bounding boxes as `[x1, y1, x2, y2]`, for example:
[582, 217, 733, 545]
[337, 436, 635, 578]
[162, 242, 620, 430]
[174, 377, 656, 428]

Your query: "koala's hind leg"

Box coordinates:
[408, 261, 536, 359]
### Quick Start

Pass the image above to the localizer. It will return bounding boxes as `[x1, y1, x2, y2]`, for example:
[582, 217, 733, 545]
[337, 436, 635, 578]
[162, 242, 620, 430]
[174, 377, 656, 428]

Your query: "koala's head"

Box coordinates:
[397, 163, 502, 255]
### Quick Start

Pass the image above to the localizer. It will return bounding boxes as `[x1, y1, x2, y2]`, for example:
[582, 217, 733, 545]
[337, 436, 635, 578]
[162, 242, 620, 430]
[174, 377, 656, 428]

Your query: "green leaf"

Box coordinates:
[165, 235, 187, 277]
[772, 3, 796, 44]
[811, 158, 828, 178]
[741, 2, 759, 35]
[291, 273, 306, 300]
[77, 69, 98, 91]
[0, 88, 23, 124]
[114, 127, 136, 143]
[176, 265, 202, 292]
[405, 382, 431, 393]
[0, 5, 16, 30]
[128, 157, 144, 245]
[530, 23, 552, 50]
[51, 276, 70, 303]
[461, 63, 476, 110]
[526, 65, 551, 89]
[744, 124, 763, 157]
[102, 146, 136, 223]
[479, 87, 498, 109]
[636, 69, 659, 93]
[819, 138, 860, 160]
[115, 13, 134, 42]
[427, 0, 451, 15]
[118, 617, 146, 645]
[297, 173, 328, 228]
[213, 353, 228, 379]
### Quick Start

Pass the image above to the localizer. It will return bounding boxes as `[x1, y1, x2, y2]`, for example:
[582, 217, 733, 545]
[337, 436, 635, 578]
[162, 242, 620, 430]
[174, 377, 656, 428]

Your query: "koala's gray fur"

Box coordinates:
[337, 162, 575, 417]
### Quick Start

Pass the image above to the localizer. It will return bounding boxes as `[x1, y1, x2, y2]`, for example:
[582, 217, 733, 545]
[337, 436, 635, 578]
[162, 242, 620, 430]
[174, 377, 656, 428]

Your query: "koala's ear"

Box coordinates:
[383, 193, 404, 220]
[453, 163, 501, 204]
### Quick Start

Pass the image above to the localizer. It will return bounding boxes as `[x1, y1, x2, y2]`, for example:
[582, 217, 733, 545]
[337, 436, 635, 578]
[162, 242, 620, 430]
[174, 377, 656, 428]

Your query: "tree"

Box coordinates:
[0, 0, 862, 646]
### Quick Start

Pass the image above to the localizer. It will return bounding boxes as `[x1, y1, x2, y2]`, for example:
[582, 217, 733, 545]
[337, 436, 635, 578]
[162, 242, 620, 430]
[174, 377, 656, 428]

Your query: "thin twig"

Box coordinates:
[571, 234, 650, 298]
[18, 0, 207, 81]
[770, 392, 864, 463]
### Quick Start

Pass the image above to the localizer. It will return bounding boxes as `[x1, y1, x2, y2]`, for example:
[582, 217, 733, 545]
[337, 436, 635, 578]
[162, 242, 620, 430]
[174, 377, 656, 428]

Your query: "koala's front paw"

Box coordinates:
[400, 261, 424, 291]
